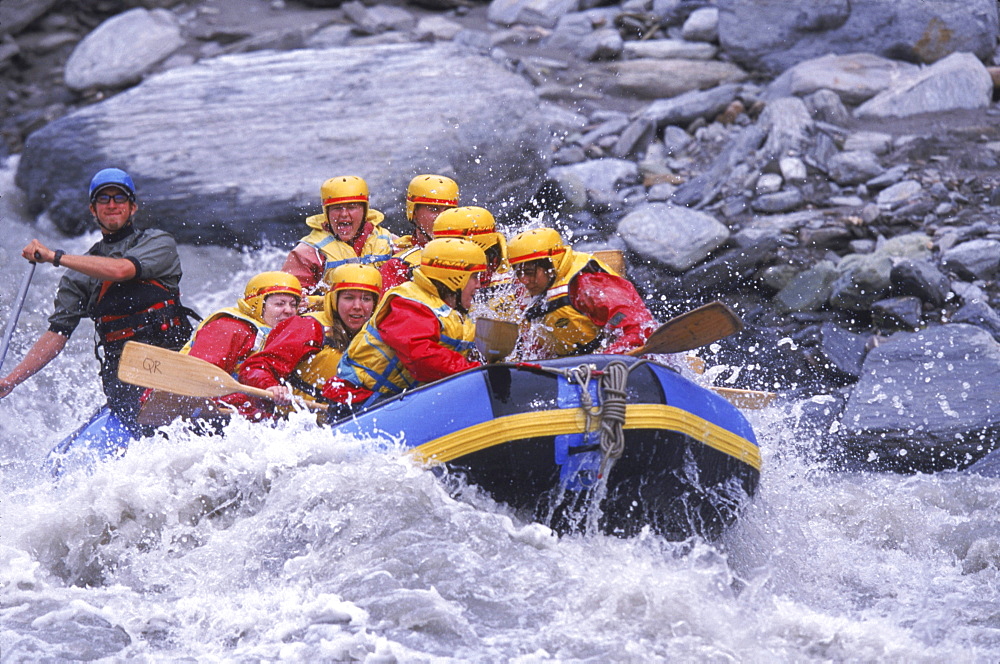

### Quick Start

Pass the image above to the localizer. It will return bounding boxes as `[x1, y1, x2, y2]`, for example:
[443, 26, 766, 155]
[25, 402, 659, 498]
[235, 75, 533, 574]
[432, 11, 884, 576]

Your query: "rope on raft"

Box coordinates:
[536, 358, 649, 480]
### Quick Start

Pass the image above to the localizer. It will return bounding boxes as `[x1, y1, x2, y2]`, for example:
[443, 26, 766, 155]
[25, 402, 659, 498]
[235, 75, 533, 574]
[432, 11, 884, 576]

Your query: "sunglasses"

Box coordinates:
[513, 263, 542, 278]
[94, 193, 131, 205]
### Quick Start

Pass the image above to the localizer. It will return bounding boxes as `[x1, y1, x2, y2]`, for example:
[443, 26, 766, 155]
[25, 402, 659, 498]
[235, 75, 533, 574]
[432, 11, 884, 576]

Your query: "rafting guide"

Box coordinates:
[0, 168, 198, 437]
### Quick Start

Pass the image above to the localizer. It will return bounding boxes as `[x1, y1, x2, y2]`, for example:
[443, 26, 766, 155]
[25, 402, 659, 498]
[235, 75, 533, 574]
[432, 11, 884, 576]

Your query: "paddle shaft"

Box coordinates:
[0, 261, 37, 373]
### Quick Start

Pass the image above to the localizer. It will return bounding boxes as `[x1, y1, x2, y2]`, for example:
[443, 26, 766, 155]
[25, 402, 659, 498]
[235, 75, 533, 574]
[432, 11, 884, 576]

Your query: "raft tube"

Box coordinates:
[332, 354, 760, 540]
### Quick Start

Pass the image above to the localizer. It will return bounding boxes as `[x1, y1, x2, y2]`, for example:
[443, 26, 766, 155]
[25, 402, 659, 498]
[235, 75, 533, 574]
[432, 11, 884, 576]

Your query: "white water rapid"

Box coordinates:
[2, 157, 999, 662]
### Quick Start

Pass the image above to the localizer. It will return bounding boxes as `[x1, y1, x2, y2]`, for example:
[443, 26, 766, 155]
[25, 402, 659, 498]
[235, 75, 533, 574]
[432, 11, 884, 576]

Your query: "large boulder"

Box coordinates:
[836, 324, 1000, 472]
[16, 44, 553, 246]
[718, 0, 999, 76]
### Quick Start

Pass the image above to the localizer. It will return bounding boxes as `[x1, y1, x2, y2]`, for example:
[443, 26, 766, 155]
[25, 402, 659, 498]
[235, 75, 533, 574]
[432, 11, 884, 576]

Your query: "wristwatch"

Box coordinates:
[53, 250, 65, 267]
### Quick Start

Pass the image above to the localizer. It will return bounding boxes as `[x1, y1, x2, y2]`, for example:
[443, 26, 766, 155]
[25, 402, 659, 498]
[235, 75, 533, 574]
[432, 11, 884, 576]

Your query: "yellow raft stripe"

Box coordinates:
[410, 403, 761, 471]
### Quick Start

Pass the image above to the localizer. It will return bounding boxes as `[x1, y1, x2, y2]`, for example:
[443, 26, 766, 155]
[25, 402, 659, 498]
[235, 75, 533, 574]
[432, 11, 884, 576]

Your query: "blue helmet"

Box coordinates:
[89, 168, 136, 202]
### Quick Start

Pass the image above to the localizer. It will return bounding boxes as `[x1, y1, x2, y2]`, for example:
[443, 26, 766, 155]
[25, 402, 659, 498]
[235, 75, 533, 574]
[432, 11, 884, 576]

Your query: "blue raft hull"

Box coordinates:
[46, 406, 132, 477]
[333, 355, 761, 540]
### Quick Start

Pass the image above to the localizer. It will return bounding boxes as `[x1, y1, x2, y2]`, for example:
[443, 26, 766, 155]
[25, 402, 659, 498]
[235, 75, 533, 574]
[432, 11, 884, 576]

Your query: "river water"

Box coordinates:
[1, 156, 999, 662]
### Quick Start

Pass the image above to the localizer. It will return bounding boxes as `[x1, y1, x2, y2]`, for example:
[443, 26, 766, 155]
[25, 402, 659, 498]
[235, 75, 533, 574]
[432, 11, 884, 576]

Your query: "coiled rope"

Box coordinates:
[536, 358, 648, 479]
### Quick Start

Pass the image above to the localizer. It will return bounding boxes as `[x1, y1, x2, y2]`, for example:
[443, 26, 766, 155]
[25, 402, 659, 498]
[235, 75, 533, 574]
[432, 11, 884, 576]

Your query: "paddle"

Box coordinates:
[474, 318, 519, 363]
[0, 261, 37, 373]
[628, 300, 743, 356]
[592, 249, 625, 275]
[118, 341, 327, 411]
[711, 386, 777, 410]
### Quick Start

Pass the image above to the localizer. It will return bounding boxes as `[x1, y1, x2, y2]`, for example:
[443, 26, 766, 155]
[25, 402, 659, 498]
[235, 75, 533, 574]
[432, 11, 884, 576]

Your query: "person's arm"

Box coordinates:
[187, 317, 256, 375]
[23, 239, 135, 282]
[0, 331, 68, 398]
[378, 258, 410, 292]
[238, 316, 323, 403]
[570, 272, 658, 354]
[378, 298, 480, 383]
[281, 243, 322, 292]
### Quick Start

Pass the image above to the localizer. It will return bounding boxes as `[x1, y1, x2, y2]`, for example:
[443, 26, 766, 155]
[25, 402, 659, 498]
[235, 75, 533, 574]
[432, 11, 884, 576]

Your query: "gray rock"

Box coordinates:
[719, 0, 999, 76]
[617, 202, 730, 271]
[545, 11, 604, 51]
[890, 259, 951, 307]
[0, 0, 62, 37]
[843, 130, 894, 155]
[662, 125, 693, 154]
[829, 253, 894, 312]
[766, 53, 919, 106]
[803, 89, 852, 125]
[547, 158, 640, 213]
[623, 39, 717, 61]
[941, 238, 1000, 281]
[865, 164, 910, 190]
[681, 7, 719, 43]
[952, 300, 1000, 342]
[574, 27, 623, 61]
[611, 117, 656, 159]
[752, 189, 803, 213]
[584, 59, 748, 100]
[876, 180, 923, 209]
[838, 324, 1000, 471]
[343, 2, 417, 34]
[773, 260, 838, 313]
[64, 8, 184, 91]
[680, 235, 781, 294]
[779, 156, 807, 182]
[17, 44, 552, 245]
[872, 295, 923, 331]
[855, 52, 995, 119]
[413, 16, 465, 41]
[639, 83, 743, 128]
[818, 321, 870, 380]
[827, 151, 885, 186]
[488, 0, 581, 29]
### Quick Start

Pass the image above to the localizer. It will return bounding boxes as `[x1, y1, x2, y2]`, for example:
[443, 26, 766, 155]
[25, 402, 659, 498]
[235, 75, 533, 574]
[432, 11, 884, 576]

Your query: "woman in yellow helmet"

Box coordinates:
[183, 271, 302, 374]
[239, 264, 381, 416]
[339, 238, 486, 401]
[282, 176, 395, 296]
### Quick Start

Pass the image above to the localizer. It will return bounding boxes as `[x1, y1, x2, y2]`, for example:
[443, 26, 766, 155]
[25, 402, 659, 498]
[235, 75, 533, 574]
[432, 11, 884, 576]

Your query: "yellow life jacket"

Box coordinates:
[180, 307, 270, 374]
[287, 310, 347, 400]
[523, 250, 613, 357]
[300, 208, 394, 274]
[339, 272, 475, 395]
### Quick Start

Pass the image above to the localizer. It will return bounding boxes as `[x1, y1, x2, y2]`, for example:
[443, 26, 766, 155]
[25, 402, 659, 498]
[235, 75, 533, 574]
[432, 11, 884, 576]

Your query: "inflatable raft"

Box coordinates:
[332, 354, 761, 540]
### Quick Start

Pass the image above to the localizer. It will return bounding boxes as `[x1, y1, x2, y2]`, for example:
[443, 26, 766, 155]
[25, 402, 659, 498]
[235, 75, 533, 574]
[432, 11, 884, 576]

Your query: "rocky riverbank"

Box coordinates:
[2, 0, 1000, 472]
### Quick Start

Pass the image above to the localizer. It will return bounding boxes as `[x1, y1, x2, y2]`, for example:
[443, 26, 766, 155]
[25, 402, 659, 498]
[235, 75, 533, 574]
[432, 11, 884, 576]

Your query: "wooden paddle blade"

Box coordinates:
[711, 387, 777, 410]
[592, 249, 625, 275]
[119, 341, 274, 400]
[630, 301, 743, 356]
[475, 318, 520, 363]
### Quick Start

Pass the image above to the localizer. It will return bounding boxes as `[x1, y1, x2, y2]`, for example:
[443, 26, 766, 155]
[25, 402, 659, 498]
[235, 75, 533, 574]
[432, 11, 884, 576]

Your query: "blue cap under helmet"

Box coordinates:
[89, 168, 136, 202]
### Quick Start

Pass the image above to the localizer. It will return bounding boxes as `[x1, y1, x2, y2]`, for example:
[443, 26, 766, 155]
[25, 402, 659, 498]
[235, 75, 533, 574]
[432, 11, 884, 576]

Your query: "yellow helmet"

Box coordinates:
[237, 271, 303, 323]
[406, 174, 459, 221]
[323, 263, 382, 318]
[432, 206, 500, 252]
[321, 175, 369, 218]
[507, 227, 567, 268]
[418, 238, 487, 291]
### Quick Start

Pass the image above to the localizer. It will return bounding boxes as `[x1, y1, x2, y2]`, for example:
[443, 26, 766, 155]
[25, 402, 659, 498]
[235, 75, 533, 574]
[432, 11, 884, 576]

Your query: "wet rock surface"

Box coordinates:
[3, 0, 1000, 472]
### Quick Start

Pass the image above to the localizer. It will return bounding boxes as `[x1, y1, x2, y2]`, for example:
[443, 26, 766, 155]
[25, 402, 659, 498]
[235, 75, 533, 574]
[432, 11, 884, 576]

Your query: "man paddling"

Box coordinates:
[0, 168, 197, 433]
[507, 227, 656, 358]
